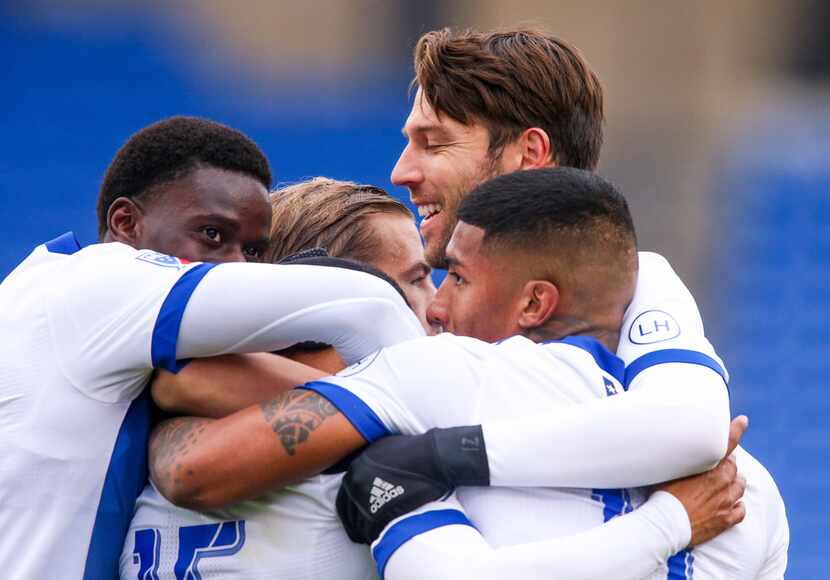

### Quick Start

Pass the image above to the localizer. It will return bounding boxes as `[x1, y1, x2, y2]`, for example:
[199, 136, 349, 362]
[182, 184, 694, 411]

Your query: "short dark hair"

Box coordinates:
[414, 27, 604, 170]
[97, 116, 272, 237]
[458, 167, 636, 261]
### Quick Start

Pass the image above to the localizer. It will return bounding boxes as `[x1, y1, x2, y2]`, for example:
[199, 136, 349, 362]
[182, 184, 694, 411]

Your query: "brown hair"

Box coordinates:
[266, 177, 412, 264]
[413, 27, 604, 170]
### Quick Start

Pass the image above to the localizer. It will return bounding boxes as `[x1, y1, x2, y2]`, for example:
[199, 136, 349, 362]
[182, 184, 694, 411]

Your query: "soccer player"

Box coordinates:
[137, 169, 747, 579]
[265, 177, 436, 333]
[0, 118, 422, 579]
[383, 27, 787, 576]
[120, 177, 436, 579]
[335, 169, 789, 579]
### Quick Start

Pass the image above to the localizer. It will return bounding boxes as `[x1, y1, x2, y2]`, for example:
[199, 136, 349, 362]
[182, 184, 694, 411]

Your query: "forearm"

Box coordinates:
[149, 389, 366, 509]
[483, 364, 729, 488]
[380, 492, 690, 580]
[151, 353, 327, 418]
[175, 263, 423, 365]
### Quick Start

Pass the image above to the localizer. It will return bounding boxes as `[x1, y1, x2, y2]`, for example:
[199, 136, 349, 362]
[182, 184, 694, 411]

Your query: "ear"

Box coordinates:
[105, 197, 145, 246]
[517, 127, 553, 170]
[516, 280, 560, 329]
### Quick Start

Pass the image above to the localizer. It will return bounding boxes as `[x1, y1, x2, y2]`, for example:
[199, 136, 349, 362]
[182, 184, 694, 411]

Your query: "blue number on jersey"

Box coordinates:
[132, 521, 246, 580]
[133, 528, 161, 580]
[175, 521, 246, 580]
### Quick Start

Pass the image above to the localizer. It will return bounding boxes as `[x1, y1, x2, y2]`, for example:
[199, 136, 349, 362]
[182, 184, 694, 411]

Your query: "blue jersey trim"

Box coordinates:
[82, 389, 153, 579]
[544, 336, 626, 384]
[667, 548, 695, 579]
[624, 349, 728, 389]
[44, 231, 82, 255]
[373, 509, 475, 580]
[150, 263, 216, 373]
[299, 381, 391, 442]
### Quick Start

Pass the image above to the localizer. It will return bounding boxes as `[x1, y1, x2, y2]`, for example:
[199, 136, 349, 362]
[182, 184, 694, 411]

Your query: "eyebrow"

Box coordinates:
[188, 213, 241, 230]
[401, 123, 451, 139]
[445, 255, 463, 269]
[402, 261, 432, 277]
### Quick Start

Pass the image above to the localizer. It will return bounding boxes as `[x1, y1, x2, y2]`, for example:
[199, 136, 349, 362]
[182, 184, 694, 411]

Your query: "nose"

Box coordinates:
[391, 144, 423, 188]
[426, 283, 449, 332]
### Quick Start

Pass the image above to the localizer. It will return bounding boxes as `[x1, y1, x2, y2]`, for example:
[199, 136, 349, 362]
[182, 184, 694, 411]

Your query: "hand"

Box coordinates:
[336, 426, 490, 544]
[657, 415, 748, 546]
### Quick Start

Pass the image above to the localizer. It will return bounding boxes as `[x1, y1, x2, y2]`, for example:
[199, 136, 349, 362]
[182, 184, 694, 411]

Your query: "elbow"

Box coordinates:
[152, 469, 220, 511]
[150, 371, 186, 414]
[675, 405, 730, 473]
[151, 462, 200, 509]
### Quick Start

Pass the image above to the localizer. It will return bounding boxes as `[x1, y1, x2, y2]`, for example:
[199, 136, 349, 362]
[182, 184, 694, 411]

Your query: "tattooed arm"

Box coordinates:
[150, 389, 365, 509]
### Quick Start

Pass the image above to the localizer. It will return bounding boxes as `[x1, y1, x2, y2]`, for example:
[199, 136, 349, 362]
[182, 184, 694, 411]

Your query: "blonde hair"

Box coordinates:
[266, 177, 412, 264]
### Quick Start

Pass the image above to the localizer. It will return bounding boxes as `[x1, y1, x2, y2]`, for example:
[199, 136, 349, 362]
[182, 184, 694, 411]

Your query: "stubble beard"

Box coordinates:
[426, 156, 503, 270]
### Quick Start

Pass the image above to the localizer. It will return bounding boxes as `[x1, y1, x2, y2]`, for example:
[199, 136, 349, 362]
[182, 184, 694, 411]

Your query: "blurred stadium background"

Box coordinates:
[1, 1, 827, 576]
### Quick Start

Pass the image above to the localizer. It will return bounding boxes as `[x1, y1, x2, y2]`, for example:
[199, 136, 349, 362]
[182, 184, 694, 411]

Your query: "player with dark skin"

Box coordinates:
[104, 165, 271, 264]
[146, 169, 746, 552]
[94, 116, 286, 419]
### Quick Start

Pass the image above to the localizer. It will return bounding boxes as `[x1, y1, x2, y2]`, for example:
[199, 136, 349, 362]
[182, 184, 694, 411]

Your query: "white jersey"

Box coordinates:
[0, 233, 422, 580]
[307, 253, 787, 579]
[0, 234, 216, 579]
[120, 477, 376, 580]
[120, 252, 785, 579]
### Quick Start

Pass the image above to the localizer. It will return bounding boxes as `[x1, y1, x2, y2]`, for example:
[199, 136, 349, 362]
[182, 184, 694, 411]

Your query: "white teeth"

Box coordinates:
[417, 203, 442, 219]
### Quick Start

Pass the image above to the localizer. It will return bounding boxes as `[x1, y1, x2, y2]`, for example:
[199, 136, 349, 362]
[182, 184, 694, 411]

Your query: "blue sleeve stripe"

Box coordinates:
[299, 381, 391, 442]
[150, 263, 215, 373]
[544, 335, 626, 383]
[624, 348, 728, 389]
[44, 231, 81, 255]
[373, 509, 475, 580]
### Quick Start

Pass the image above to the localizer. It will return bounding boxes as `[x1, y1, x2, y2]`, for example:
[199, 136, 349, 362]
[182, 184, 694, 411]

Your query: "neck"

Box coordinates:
[523, 312, 621, 353]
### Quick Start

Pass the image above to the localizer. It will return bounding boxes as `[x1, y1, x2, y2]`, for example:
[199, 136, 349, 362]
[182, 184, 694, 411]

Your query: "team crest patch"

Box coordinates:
[136, 250, 190, 270]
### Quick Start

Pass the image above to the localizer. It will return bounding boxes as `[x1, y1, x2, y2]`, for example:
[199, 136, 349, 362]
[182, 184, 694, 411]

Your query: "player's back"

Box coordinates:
[327, 332, 787, 579]
[459, 339, 787, 579]
[456, 335, 647, 544]
[121, 477, 377, 579]
[454, 338, 787, 579]
[0, 234, 201, 578]
[684, 447, 789, 579]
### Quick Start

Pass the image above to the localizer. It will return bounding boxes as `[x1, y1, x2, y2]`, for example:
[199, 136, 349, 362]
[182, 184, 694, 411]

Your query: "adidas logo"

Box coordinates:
[369, 477, 405, 514]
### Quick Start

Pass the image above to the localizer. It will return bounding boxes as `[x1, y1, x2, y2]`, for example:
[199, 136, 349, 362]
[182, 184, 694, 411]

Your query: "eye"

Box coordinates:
[243, 245, 264, 261]
[200, 227, 222, 244]
[448, 271, 465, 286]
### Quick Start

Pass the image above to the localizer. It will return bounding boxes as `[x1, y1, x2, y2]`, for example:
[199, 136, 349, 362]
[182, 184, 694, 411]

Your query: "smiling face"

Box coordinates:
[122, 165, 271, 263]
[391, 89, 501, 269]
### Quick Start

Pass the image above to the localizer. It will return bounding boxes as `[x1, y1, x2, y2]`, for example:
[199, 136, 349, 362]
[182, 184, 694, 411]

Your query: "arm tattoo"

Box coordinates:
[149, 417, 210, 488]
[260, 390, 338, 456]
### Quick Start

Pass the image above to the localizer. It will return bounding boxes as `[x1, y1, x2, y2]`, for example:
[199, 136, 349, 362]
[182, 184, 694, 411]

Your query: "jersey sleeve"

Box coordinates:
[475, 253, 732, 488]
[49, 245, 216, 403]
[619, 252, 729, 389]
[300, 335, 483, 442]
[373, 491, 691, 580]
[175, 262, 424, 365]
[51, 245, 423, 404]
